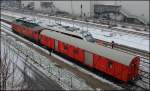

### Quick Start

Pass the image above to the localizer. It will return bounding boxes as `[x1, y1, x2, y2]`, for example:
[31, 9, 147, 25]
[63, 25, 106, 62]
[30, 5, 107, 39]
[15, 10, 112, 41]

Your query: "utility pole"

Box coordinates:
[90, 0, 91, 18]
[81, 3, 83, 20]
[114, 0, 117, 26]
[18, 0, 22, 9]
[71, 0, 74, 28]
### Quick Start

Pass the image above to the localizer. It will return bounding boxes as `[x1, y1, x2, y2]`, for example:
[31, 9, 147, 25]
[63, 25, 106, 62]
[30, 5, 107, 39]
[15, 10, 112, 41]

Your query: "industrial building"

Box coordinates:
[21, 1, 149, 25]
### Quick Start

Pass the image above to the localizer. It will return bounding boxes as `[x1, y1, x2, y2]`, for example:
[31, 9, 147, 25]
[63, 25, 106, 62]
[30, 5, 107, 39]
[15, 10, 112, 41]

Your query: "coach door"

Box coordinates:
[85, 51, 93, 67]
[55, 40, 58, 51]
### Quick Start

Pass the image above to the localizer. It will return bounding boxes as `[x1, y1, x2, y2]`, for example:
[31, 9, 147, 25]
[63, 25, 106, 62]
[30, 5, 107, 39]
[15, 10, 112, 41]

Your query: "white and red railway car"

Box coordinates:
[40, 30, 140, 82]
[11, 19, 140, 82]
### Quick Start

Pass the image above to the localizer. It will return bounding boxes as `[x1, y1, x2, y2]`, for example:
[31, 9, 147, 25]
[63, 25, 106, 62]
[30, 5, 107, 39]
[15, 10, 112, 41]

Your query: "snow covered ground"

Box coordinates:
[1, 22, 123, 90]
[1, 17, 147, 89]
[1, 10, 149, 52]
[1, 35, 33, 90]
[1, 26, 94, 90]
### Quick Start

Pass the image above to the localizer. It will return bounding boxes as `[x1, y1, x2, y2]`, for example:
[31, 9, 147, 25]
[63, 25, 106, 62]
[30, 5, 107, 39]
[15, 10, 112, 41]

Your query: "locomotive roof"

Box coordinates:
[13, 19, 44, 32]
[14, 19, 38, 28]
[41, 29, 137, 66]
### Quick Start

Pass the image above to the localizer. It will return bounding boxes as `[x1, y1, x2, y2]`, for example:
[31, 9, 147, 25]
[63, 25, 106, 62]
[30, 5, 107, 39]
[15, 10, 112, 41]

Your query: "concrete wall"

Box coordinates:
[53, 1, 91, 17]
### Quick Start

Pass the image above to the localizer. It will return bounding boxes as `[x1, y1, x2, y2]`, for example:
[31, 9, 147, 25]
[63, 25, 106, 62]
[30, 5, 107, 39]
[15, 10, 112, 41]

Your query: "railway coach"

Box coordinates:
[40, 30, 140, 82]
[11, 19, 140, 82]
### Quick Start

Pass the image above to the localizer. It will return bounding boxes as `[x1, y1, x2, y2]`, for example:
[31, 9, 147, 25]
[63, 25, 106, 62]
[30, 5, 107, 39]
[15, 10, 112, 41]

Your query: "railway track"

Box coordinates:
[1, 9, 149, 38]
[1, 22, 149, 90]
[96, 39, 149, 59]
[2, 8, 150, 32]
[1, 14, 149, 59]
[111, 27, 149, 37]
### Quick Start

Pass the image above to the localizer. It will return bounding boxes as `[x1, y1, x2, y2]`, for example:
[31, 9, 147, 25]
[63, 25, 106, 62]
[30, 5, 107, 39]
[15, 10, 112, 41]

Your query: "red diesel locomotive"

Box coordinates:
[11, 19, 140, 82]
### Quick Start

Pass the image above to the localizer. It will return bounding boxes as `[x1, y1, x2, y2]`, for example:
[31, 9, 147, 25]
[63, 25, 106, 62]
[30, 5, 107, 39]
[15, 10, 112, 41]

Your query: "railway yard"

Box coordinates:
[0, 1, 150, 91]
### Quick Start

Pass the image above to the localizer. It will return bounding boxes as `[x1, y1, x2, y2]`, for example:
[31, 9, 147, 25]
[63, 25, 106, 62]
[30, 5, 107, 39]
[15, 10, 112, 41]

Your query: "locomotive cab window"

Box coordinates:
[108, 61, 113, 69]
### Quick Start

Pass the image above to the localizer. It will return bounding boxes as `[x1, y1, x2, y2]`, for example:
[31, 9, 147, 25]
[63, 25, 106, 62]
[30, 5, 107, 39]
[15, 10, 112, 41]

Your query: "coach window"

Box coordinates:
[73, 49, 79, 54]
[35, 32, 37, 35]
[64, 44, 68, 50]
[108, 60, 113, 69]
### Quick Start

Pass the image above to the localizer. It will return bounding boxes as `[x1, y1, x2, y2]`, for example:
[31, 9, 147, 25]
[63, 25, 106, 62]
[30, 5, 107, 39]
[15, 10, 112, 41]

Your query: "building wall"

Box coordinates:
[22, 1, 149, 24]
[53, 1, 91, 17]
[94, 1, 149, 24]
[22, 1, 91, 17]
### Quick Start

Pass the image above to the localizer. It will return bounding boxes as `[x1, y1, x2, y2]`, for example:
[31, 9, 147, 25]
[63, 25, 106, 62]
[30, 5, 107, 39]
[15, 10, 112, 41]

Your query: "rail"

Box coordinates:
[96, 39, 149, 59]
[1, 15, 149, 59]
[1, 9, 149, 34]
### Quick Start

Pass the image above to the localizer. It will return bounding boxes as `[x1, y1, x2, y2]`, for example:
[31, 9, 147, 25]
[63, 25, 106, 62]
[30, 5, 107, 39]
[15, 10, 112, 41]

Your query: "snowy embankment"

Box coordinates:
[1, 10, 149, 52]
[1, 34, 35, 90]
[1, 33, 93, 90]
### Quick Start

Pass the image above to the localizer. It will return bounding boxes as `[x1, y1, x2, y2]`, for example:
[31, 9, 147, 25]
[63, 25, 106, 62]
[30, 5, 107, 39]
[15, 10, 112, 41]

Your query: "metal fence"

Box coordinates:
[1, 34, 93, 90]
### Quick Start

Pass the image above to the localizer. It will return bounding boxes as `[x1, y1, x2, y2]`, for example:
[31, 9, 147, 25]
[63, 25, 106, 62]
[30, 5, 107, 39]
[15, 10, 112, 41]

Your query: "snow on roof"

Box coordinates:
[13, 19, 44, 32]
[41, 29, 137, 66]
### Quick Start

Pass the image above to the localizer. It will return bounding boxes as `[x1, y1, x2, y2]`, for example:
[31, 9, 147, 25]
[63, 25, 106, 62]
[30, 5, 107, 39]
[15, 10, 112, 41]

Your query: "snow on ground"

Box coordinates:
[25, 16, 149, 52]
[112, 27, 149, 35]
[1, 11, 22, 19]
[37, 17, 150, 52]
[89, 29, 149, 51]
[1, 37, 30, 90]
[1, 17, 149, 90]
[1, 29, 94, 90]
[140, 58, 150, 73]
[1, 23, 122, 90]
[1, 21, 12, 28]
[1, 10, 149, 52]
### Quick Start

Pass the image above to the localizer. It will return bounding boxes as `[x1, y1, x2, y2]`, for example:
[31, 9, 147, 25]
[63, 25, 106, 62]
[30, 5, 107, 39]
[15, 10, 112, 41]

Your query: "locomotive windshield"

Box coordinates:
[14, 19, 39, 28]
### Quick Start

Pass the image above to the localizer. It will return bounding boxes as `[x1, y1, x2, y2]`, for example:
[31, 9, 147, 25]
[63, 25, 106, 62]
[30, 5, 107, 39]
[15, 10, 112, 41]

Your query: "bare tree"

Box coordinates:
[0, 36, 22, 90]
[0, 41, 11, 90]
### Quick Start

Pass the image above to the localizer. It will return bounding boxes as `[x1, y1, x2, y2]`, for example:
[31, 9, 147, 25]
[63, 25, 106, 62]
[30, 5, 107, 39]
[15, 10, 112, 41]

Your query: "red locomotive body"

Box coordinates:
[12, 19, 44, 41]
[11, 19, 140, 82]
